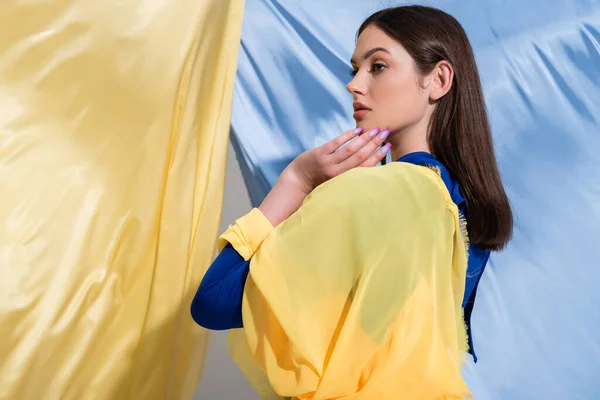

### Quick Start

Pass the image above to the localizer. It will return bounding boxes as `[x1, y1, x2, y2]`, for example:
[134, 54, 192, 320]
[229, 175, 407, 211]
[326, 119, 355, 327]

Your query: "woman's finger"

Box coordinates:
[339, 128, 390, 169]
[329, 127, 381, 163]
[322, 127, 365, 154]
[360, 142, 392, 167]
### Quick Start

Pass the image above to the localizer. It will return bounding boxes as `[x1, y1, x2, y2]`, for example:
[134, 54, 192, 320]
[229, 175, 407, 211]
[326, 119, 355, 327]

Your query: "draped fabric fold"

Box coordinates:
[0, 0, 244, 398]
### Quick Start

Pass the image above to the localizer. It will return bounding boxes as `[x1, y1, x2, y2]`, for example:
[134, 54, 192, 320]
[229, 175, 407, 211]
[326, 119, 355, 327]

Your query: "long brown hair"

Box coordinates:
[359, 6, 512, 250]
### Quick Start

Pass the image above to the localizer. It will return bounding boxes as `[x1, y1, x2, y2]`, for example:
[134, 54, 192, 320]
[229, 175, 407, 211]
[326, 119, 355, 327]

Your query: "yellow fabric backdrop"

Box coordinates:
[0, 0, 244, 398]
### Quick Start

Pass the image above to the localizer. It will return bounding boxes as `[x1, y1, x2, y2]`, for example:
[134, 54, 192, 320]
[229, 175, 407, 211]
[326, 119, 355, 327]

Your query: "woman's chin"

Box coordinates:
[354, 117, 374, 129]
[357, 122, 378, 131]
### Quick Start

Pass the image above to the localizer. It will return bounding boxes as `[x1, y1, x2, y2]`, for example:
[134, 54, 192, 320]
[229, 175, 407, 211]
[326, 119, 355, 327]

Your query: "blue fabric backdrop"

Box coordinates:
[230, 1, 600, 398]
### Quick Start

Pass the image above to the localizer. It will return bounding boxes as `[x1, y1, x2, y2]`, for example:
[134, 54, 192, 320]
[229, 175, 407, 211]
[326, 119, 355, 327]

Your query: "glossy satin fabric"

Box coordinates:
[224, 164, 470, 399]
[0, 1, 244, 398]
[230, 1, 600, 398]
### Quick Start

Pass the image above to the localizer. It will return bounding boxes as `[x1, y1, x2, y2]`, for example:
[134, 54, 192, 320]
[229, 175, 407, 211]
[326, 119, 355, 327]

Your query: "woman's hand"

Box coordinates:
[284, 126, 391, 193]
[259, 127, 391, 227]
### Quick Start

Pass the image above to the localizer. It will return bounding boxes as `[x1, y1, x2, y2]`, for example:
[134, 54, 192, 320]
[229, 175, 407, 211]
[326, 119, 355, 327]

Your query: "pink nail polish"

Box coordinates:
[354, 127, 364, 134]
[369, 127, 381, 137]
[380, 142, 392, 154]
[379, 128, 390, 140]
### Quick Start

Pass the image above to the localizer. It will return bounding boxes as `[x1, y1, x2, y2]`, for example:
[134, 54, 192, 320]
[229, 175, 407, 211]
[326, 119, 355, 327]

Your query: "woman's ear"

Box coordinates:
[428, 60, 454, 101]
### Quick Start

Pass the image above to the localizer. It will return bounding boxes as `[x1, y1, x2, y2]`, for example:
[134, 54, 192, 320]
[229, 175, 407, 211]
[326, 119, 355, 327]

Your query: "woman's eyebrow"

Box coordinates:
[350, 47, 390, 64]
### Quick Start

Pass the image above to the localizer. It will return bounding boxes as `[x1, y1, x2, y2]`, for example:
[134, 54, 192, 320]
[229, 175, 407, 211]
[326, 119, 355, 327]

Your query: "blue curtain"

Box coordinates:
[231, 1, 600, 398]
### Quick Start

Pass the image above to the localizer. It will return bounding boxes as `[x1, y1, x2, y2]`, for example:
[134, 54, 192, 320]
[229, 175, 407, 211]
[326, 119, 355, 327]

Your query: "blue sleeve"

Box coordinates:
[190, 243, 249, 330]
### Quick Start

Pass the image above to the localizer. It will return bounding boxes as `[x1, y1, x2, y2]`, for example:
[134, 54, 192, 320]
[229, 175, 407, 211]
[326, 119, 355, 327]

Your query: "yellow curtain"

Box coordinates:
[0, 0, 244, 399]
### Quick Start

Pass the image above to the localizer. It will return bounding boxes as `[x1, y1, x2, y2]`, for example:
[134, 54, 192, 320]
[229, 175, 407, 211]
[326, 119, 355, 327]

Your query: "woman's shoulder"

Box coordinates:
[312, 162, 453, 206]
[297, 162, 457, 224]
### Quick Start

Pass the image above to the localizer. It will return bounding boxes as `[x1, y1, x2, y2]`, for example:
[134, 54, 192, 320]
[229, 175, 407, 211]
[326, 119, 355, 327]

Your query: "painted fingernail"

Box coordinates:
[369, 127, 381, 137]
[379, 128, 390, 140]
[380, 142, 392, 154]
[354, 127, 364, 134]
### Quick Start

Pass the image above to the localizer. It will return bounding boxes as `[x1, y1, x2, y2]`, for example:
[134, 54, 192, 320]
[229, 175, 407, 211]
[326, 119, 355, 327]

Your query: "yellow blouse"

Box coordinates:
[220, 163, 470, 400]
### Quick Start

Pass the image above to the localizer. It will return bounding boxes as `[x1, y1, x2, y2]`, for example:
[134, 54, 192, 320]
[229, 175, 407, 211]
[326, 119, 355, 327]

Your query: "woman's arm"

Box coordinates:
[190, 173, 314, 330]
[260, 127, 390, 226]
[190, 244, 249, 330]
[190, 208, 273, 330]
[258, 171, 312, 227]
[190, 127, 389, 329]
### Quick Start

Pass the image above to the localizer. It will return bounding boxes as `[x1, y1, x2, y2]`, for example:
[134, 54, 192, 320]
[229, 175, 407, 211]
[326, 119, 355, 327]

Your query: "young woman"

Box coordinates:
[192, 5, 512, 399]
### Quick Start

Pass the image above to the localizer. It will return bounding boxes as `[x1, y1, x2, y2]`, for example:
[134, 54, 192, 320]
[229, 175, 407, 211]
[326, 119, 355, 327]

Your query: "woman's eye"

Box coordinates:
[371, 63, 386, 73]
[349, 63, 385, 77]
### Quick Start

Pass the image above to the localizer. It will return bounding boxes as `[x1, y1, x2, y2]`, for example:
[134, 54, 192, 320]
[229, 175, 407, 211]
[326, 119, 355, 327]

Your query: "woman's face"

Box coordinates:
[347, 25, 431, 133]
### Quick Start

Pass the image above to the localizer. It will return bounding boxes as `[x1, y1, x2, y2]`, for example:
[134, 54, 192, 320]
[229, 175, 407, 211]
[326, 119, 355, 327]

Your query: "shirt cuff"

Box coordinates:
[217, 208, 274, 261]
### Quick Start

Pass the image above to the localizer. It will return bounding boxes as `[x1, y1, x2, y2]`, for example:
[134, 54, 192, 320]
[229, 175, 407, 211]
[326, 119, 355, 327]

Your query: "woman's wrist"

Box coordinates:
[258, 166, 312, 227]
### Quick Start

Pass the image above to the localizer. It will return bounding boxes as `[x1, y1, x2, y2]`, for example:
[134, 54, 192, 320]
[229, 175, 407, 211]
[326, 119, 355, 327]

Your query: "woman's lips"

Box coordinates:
[353, 109, 370, 120]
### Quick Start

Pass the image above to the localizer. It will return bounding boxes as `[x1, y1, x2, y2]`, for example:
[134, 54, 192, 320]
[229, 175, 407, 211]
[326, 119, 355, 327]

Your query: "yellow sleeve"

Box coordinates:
[218, 208, 274, 261]
[229, 163, 470, 400]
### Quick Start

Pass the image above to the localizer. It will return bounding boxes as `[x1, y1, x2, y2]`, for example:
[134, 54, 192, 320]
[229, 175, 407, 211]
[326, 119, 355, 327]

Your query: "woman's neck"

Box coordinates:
[387, 125, 431, 161]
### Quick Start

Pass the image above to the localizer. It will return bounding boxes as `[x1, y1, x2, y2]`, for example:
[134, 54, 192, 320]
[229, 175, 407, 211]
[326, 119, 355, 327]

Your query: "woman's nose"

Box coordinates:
[346, 75, 366, 96]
